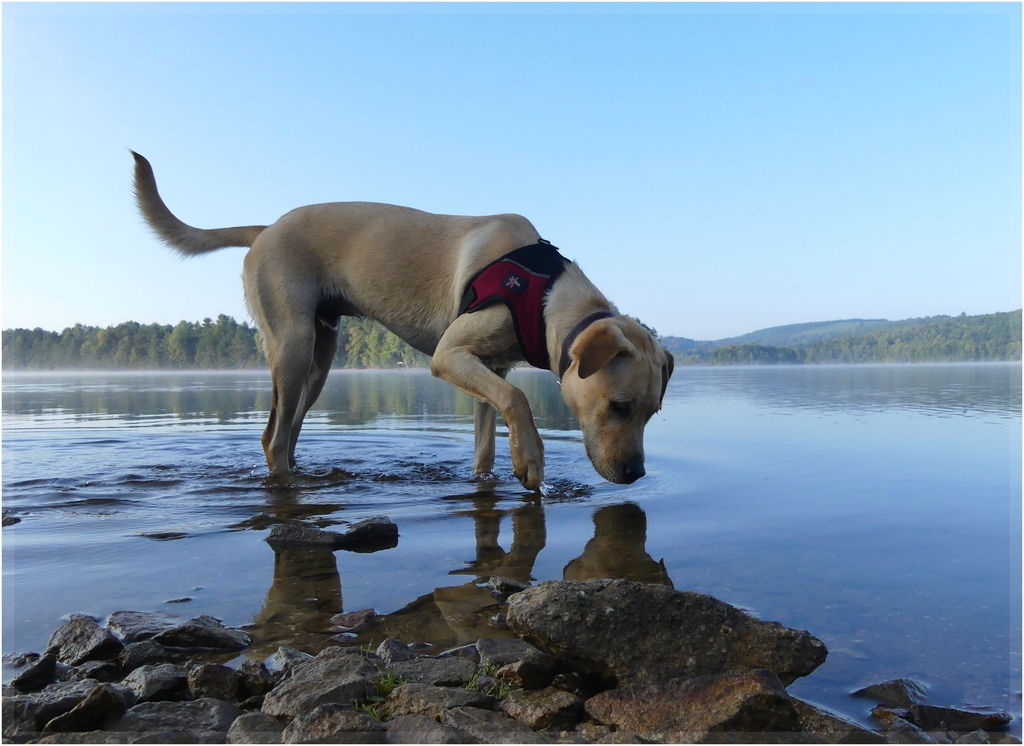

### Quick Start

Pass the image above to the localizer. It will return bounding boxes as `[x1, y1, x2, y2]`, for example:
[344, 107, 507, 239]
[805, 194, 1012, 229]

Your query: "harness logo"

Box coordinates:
[502, 271, 528, 296]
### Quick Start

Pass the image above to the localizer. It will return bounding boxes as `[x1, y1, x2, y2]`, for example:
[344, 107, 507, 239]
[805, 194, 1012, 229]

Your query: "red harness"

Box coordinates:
[458, 242, 570, 370]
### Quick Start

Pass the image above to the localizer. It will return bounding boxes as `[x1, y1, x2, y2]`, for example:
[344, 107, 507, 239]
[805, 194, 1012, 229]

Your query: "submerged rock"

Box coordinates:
[584, 669, 803, 742]
[265, 516, 398, 554]
[507, 579, 827, 686]
[330, 608, 377, 632]
[261, 647, 378, 719]
[280, 702, 385, 743]
[46, 616, 124, 667]
[152, 615, 250, 651]
[853, 679, 930, 708]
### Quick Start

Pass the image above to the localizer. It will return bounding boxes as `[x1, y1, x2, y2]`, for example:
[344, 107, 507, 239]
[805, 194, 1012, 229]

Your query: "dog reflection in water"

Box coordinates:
[246, 500, 671, 656]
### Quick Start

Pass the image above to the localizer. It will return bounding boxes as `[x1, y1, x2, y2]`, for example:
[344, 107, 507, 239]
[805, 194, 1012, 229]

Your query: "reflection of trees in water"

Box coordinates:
[243, 494, 672, 659]
[671, 363, 1022, 417]
[2, 370, 580, 431]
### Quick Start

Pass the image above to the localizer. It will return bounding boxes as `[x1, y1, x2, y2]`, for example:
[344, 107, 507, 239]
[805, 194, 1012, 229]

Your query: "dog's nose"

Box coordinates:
[621, 460, 646, 484]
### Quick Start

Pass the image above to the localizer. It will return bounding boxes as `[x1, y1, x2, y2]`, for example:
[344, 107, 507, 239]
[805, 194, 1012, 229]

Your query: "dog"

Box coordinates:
[131, 152, 674, 490]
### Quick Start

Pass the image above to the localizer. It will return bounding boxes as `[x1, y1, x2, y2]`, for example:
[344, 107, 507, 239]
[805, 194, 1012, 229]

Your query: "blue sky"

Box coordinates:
[3, 2, 1020, 340]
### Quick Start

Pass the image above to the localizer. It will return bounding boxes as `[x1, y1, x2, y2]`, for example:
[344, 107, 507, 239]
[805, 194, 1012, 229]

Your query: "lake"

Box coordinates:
[2, 363, 1020, 733]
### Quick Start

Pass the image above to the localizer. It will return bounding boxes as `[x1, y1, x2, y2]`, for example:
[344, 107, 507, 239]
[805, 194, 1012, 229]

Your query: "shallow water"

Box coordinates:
[2, 364, 1020, 732]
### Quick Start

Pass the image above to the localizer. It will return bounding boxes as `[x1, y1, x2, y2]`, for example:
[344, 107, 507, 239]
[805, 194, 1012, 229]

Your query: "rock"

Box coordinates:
[436, 645, 479, 662]
[69, 660, 122, 683]
[152, 615, 250, 651]
[907, 705, 1014, 733]
[6, 679, 129, 736]
[793, 698, 885, 743]
[106, 611, 177, 643]
[3, 652, 41, 668]
[265, 517, 398, 553]
[854, 679, 931, 708]
[122, 664, 190, 703]
[874, 706, 911, 727]
[385, 713, 462, 744]
[507, 579, 827, 686]
[330, 608, 377, 632]
[269, 647, 314, 678]
[281, 703, 385, 743]
[885, 716, 938, 743]
[496, 660, 556, 690]
[188, 663, 241, 701]
[116, 641, 169, 673]
[262, 647, 378, 719]
[108, 697, 241, 740]
[10, 652, 58, 692]
[549, 671, 605, 700]
[584, 669, 803, 742]
[377, 638, 416, 665]
[130, 730, 225, 744]
[475, 637, 554, 671]
[388, 657, 477, 687]
[500, 687, 584, 731]
[46, 616, 124, 666]
[383, 683, 495, 721]
[335, 516, 400, 553]
[487, 576, 530, 602]
[954, 732, 992, 745]
[3, 694, 43, 741]
[227, 711, 286, 744]
[35, 733, 132, 743]
[238, 659, 277, 699]
[440, 706, 543, 744]
[41, 683, 131, 733]
[3, 510, 21, 526]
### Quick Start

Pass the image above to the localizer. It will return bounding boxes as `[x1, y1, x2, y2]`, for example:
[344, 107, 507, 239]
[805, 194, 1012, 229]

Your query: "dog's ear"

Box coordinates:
[659, 350, 675, 405]
[572, 321, 635, 379]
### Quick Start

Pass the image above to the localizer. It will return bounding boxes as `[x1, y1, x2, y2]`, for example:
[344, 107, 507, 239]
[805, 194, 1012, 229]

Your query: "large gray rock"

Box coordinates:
[383, 683, 494, 721]
[35, 733, 131, 744]
[500, 687, 584, 731]
[268, 647, 314, 678]
[188, 663, 241, 701]
[46, 616, 124, 666]
[227, 711, 285, 744]
[40, 683, 132, 733]
[108, 697, 242, 739]
[116, 641, 169, 673]
[853, 679, 930, 709]
[377, 638, 415, 665]
[388, 657, 476, 687]
[440, 706, 543, 744]
[475, 638, 552, 670]
[507, 579, 827, 686]
[2, 679, 129, 740]
[122, 664, 190, 703]
[280, 703, 385, 743]
[106, 611, 177, 643]
[10, 652, 58, 692]
[584, 669, 804, 742]
[906, 705, 1013, 733]
[262, 647, 378, 719]
[152, 615, 250, 651]
[237, 659, 277, 699]
[385, 713, 462, 744]
[266, 517, 398, 553]
[793, 698, 885, 744]
[69, 660, 122, 683]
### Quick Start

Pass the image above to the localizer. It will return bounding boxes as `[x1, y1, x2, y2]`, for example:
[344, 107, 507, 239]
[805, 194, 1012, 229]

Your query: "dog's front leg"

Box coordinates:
[473, 367, 509, 475]
[433, 326, 543, 490]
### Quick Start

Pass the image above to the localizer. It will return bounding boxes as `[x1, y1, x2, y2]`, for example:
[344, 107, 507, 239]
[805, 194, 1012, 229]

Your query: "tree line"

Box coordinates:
[3, 310, 1020, 370]
[1, 315, 430, 371]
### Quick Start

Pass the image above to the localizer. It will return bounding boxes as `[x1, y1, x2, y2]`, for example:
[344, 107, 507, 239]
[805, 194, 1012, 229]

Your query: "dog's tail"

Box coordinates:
[131, 151, 267, 255]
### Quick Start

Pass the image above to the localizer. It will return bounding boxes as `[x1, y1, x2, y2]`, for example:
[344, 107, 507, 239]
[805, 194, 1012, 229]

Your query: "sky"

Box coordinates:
[2, 2, 1021, 341]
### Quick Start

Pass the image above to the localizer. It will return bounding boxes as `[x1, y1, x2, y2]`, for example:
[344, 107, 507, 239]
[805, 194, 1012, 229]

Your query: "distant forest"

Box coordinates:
[2, 310, 1020, 371]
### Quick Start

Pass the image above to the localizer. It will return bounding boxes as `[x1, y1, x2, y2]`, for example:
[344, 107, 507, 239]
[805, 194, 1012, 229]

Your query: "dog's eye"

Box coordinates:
[609, 400, 633, 418]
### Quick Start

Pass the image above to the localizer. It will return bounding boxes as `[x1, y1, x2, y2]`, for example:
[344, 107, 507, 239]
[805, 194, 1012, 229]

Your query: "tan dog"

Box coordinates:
[132, 152, 674, 489]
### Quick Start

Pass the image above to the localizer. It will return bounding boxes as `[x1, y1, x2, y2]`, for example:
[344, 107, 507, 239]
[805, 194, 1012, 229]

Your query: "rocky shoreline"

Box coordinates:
[2, 578, 1017, 745]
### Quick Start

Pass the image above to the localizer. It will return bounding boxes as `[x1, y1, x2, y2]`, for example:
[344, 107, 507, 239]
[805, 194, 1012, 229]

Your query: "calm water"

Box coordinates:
[2, 364, 1020, 732]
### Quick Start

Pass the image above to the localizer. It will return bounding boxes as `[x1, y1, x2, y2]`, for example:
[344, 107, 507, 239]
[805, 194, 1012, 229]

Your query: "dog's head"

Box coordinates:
[559, 316, 674, 484]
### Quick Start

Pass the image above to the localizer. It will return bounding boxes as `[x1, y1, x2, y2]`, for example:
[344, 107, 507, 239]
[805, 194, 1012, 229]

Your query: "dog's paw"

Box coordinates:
[514, 460, 544, 492]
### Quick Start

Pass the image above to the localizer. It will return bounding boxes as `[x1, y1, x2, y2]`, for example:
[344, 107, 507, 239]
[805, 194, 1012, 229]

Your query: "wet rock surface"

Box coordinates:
[151, 615, 251, 651]
[46, 616, 124, 667]
[265, 516, 398, 553]
[330, 608, 377, 632]
[507, 579, 828, 687]
[105, 611, 177, 644]
[3, 578, 1016, 745]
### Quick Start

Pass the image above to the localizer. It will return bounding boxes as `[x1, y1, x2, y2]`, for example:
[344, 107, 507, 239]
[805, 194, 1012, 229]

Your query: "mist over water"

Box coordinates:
[2, 364, 1020, 733]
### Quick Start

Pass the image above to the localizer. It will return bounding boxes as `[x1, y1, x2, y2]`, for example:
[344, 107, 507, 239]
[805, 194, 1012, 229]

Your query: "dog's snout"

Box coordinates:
[621, 459, 646, 484]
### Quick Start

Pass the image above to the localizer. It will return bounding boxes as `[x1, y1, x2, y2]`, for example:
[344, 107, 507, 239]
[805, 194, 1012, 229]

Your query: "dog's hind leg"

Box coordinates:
[261, 326, 316, 475]
[287, 320, 340, 468]
[473, 367, 509, 475]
